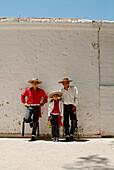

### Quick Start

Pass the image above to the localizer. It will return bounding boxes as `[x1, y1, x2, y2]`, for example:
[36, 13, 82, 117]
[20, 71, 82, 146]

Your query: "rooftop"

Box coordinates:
[0, 17, 114, 23]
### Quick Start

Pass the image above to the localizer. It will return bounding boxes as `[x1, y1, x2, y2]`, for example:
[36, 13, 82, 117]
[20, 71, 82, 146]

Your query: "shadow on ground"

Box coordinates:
[63, 155, 114, 170]
[59, 138, 89, 143]
[28, 137, 89, 142]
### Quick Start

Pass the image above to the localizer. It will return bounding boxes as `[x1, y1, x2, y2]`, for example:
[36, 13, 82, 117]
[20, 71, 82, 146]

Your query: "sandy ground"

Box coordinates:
[0, 138, 114, 170]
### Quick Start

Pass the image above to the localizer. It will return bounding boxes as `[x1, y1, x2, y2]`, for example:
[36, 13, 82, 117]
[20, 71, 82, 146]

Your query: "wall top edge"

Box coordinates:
[0, 17, 114, 24]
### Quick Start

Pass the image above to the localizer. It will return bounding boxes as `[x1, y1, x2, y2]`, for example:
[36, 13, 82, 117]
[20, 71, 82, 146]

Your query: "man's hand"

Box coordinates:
[72, 106, 76, 112]
[24, 103, 28, 107]
[40, 103, 44, 107]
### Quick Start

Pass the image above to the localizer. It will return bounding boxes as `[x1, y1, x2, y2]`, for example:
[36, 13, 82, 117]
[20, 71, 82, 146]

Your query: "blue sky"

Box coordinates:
[0, 0, 114, 21]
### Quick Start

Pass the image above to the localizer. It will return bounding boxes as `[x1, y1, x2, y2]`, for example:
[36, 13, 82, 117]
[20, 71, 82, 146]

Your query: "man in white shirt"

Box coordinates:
[58, 78, 78, 141]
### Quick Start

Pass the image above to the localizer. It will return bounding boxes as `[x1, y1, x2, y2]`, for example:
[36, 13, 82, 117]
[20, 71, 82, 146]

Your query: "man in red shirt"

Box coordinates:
[21, 78, 48, 141]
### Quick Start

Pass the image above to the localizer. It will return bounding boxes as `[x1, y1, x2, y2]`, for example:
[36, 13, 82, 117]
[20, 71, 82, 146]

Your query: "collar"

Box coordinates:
[31, 87, 39, 91]
[64, 86, 70, 91]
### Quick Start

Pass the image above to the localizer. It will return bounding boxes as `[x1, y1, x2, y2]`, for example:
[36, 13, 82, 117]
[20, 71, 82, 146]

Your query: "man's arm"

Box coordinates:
[21, 89, 28, 104]
[73, 86, 78, 112]
[74, 86, 78, 106]
[48, 99, 54, 121]
[21, 89, 29, 107]
[40, 90, 48, 107]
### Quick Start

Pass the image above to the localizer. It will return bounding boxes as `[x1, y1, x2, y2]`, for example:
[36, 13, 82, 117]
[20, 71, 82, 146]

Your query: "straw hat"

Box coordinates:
[28, 78, 43, 84]
[49, 91, 62, 98]
[58, 78, 72, 83]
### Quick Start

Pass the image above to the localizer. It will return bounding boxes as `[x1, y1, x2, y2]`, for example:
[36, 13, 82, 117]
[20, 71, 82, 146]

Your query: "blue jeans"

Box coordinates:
[24, 106, 39, 136]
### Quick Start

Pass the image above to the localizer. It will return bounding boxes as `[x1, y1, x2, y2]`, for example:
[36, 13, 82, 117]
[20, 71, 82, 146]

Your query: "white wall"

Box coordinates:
[99, 24, 114, 136]
[0, 19, 114, 136]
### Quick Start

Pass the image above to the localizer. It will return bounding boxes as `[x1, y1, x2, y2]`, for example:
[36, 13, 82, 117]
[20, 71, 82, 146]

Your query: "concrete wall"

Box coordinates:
[0, 18, 114, 136]
[99, 24, 114, 136]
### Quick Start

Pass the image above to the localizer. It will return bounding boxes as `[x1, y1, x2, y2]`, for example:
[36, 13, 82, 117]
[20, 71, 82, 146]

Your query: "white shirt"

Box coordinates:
[48, 100, 63, 117]
[61, 86, 78, 106]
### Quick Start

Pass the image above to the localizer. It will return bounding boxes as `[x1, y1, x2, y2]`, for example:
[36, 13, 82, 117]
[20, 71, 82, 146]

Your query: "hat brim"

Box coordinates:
[49, 92, 62, 98]
[58, 80, 72, 83]
[28, 80, 43, 84]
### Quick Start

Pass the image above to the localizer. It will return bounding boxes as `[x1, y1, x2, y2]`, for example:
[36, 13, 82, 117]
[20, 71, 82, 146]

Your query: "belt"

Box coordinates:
[64, 104, 74, 106]
[51, 113, 59, 115]
[28, 104, 40, 106]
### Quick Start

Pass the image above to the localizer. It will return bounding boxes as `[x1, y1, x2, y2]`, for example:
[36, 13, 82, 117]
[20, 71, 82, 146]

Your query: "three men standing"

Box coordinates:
[21, 77, 78, 141]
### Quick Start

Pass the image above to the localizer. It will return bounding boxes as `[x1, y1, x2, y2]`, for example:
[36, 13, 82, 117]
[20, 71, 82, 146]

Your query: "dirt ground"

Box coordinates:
[0, 137, 114, 170]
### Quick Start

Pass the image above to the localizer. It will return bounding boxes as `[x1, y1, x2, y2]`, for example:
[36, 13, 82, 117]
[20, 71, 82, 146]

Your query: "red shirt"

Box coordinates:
[21, 87, 48, 105]
[51, 99, 60, 114]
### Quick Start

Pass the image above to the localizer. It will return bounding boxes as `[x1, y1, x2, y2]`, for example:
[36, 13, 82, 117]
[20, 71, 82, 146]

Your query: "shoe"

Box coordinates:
[29, 122, 33, 128]
[53, 138, 56, 142]
[56, 138, 59, 142]
[66, 137, 70, 141]
[31, 136, 35, 141]
[70, 136, 75, 141]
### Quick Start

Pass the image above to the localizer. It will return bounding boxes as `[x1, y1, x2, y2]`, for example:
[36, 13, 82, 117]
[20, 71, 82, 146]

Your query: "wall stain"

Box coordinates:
[91, 42, 99, 49]
[4, 114, 8, 117]
[6, 102, 10, 104]
[18, 121, 21, 125]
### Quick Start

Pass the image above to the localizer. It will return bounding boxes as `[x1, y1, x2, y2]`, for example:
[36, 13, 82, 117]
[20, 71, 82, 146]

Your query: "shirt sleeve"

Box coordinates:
[21, 89, 28, 104]
[60, 89, 64, 102]
[41, 90, 48, 105]
[48, 100, 53, 117]
[60, 100, 63, 118]
[74, 86, 78, 106]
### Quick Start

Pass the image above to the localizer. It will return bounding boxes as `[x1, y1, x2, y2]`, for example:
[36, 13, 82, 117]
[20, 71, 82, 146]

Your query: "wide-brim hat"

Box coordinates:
[28, 78, 43, 84]
[49, 91, 62, 98]
[58, 78, 72, 83]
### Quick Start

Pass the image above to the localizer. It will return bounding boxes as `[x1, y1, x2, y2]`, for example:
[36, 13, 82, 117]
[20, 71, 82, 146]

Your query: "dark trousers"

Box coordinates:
[50, 115, 59, 138]
[64, 104, 77, 136]
[24, 106, 39, 136]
